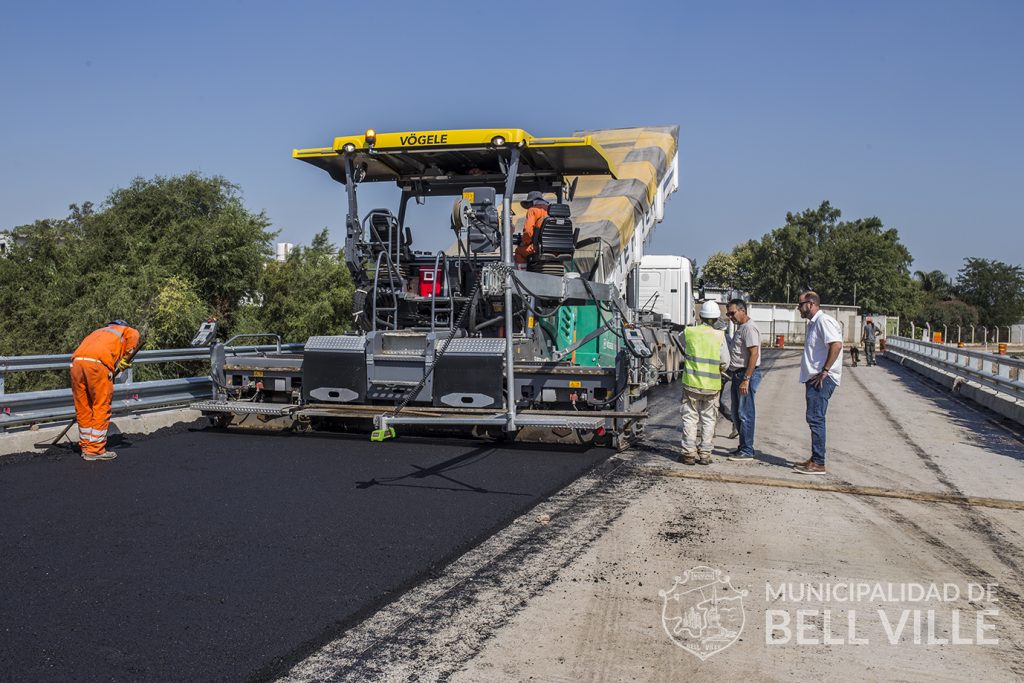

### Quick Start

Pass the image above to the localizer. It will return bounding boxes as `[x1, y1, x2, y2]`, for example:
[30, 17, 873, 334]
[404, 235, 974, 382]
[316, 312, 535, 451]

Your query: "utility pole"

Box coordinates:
[853, 283, 857, 307]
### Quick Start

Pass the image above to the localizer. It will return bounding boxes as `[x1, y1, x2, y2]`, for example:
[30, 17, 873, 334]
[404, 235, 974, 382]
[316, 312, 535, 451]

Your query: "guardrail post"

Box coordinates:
[0, 368, 4, 396]
[211, 343, 226, 400]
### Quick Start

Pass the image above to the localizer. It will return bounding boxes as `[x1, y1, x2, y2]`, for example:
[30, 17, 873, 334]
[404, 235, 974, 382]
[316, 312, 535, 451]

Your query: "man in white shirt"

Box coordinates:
[794, 291, 843, 475]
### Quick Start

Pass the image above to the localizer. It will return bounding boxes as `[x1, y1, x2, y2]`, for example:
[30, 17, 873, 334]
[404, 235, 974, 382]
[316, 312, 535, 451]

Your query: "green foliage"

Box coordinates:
[0, 173, 327, 392]
[82, 173, 276, 320]
[955, 257, 1024, 327]
[700, 251, 738, 288]
[914, 269, 953, 299]
[812, 217, 916, 315]
[147, 276, 209, 349]
[916, 296, 979, 328]
[721, 201, 917, 315]
[234, 229, 354, 341]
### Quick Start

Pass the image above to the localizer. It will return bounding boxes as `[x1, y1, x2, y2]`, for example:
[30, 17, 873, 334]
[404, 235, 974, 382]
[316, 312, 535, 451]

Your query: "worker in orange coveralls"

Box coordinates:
[514, 191, 550, 268]
[70, 320, 141, 461]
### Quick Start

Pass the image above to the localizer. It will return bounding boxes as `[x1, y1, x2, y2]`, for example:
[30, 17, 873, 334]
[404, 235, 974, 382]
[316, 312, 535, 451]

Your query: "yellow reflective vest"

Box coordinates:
[682, 324, 725, 391]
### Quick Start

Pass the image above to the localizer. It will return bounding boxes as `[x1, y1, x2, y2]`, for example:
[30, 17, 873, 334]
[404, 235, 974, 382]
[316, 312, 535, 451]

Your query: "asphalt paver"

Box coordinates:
[0, 427, 607, 682]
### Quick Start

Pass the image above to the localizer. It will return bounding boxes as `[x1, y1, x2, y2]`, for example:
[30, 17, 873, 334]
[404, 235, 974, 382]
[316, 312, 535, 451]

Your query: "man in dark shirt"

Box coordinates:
[862, 316, 881, 366]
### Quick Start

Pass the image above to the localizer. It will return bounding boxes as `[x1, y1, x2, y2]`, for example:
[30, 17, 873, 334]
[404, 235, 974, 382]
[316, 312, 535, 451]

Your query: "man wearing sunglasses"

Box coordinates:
[725, 299, 761, 462]
[795, 291, 844, 475]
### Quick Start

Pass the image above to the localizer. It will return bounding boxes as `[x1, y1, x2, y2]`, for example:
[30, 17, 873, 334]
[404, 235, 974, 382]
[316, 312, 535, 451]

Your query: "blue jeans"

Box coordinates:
[805, 378, 837, 465]
[730, 368, 761, 456]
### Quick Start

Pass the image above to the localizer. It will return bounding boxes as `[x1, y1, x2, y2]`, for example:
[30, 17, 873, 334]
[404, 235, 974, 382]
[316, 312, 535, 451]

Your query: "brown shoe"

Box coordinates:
[793, 462, 826, 475]
[697, 454, 712, 465]
[792, 458, 813, 470]
[679, 454, 697, 465]
[82, 450, 117, 462]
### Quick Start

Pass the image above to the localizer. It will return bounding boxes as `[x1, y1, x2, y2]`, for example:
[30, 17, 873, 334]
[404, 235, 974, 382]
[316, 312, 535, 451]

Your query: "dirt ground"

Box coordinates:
[282, 350, 1024, 682]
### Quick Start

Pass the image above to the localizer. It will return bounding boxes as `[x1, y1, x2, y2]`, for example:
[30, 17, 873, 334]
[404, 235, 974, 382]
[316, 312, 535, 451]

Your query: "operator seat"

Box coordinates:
[529, 203, 577, 276]
[366, 209, 414, 276]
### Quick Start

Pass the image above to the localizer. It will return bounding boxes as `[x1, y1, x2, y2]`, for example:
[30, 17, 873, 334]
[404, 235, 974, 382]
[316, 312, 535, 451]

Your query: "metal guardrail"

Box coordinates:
[885, 336, 1024, 401]
[0, 343, 304, 429]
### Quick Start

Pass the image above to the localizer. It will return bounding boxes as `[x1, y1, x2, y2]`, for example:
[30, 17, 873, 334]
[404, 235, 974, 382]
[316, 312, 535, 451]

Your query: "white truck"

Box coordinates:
[633, 254, 694, 383]
[639, 254, 694, 327]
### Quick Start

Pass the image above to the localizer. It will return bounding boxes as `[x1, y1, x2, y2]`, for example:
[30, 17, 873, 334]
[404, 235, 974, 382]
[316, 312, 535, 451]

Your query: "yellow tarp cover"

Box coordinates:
[514, 125, 678, 260]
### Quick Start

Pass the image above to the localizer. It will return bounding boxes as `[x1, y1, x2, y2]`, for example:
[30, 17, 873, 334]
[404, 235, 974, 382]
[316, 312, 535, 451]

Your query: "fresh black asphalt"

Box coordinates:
[0, 426, 608, 682]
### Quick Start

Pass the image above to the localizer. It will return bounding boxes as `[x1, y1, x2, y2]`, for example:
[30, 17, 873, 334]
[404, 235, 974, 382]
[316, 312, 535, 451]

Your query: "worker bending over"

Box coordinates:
[70, 320, 141, 461]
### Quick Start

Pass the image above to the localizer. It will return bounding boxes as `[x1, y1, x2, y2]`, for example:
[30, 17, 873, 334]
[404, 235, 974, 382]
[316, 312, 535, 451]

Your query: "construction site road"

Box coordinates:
[443, 350, 1024, 682]
[0, 427, 607, 682]
[274, 349, 1024, 682]
[3, 348, 1024, 682]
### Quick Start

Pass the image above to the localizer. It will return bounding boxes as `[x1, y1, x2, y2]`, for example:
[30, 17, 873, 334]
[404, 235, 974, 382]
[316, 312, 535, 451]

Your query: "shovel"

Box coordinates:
[34, 420, 76, 450]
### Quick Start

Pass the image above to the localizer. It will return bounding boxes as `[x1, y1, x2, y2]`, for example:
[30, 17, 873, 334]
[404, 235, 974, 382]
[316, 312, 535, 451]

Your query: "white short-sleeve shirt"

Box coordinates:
[800, 310, 844, 385]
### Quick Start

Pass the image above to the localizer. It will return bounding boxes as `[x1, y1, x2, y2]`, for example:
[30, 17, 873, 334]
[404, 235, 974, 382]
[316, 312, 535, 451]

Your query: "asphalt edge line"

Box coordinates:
[641, 466, 1024, 511]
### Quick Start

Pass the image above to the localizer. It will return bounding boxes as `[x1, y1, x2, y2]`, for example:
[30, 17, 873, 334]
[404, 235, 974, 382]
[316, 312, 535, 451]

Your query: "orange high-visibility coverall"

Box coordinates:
[514, 205, 549, 265]
[70, 324, 141, 456]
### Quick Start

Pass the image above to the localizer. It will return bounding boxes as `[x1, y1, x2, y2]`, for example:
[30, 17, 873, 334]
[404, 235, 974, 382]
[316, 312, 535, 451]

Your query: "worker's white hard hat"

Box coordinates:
[699, 300, 721, 319]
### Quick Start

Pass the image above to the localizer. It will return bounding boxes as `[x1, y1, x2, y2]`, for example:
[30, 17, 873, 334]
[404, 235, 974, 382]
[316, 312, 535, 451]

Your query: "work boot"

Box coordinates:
[793, 462, 826, 475]
[82, 450, 117, 462]
[697, 453, 712, 465]
[679, 453, 697, 465]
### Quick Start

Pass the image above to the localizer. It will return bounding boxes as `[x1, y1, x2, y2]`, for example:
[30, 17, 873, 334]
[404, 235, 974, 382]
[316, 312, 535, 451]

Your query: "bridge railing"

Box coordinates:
[0, 343, 304, 429]
[885, 335, 1024, 403]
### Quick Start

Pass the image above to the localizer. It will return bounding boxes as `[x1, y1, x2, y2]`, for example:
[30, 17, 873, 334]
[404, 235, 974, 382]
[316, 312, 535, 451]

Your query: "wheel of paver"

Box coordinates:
[209, 414, 232, 429]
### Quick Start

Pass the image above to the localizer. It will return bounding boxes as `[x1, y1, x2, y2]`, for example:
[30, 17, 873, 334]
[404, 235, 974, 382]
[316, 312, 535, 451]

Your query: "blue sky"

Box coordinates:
[2, 0, 1020, 277]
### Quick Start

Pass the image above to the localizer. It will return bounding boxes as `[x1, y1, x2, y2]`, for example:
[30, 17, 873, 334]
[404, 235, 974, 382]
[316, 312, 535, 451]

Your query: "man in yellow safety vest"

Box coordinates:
[679, 300, 730, 465]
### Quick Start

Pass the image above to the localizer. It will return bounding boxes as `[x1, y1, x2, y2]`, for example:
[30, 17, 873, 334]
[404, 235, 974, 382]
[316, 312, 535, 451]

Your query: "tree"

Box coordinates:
[0, 173, 278, 390]
[916, 297, 979, 328]
[700, 251, 738, 287]
[82, 173, 276, 321]
[811, 217, 916, 314]
[234, 229, 354, 341]
[955, 258, 1024, 327]
[147, 276, 210, 349]
[739, 201, 842, 302]
[720, 201, 917, 314]
[913, 269, 953, 299]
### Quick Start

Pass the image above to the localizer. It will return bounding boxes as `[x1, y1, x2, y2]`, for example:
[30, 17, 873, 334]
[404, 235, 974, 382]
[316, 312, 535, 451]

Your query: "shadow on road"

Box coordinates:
[355, 444, 533, 496]
[873, 356, 1024, 462]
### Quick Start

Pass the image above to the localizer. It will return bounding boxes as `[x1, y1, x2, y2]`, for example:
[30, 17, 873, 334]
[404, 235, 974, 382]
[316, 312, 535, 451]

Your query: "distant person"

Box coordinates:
[679, 301, 730, 465]
[862, 316, 881, 366]
[514, 191, 549, 268]
[725, 299, 761, 462]
[70, 320, 141, 461]
[794, 292, 843, 475]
